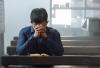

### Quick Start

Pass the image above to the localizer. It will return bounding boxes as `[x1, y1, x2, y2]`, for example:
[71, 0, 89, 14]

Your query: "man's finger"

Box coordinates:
[36, 28, 45, 31]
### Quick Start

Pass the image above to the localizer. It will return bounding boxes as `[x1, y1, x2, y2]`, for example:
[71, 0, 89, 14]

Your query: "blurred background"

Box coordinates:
[1, 0, 100, 68]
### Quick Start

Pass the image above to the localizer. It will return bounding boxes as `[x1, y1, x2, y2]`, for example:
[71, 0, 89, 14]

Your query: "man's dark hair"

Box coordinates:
[30, 8, 48, 23]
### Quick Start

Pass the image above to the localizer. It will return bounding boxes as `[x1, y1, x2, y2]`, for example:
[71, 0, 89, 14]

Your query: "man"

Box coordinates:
[16, 8, 64, 68]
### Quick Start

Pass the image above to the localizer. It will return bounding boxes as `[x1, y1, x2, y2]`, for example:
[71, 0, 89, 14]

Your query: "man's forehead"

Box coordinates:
[33, 22, 47, 25]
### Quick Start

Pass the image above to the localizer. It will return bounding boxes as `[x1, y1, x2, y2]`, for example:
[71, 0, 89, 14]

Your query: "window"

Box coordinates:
[51, 0, 100, 36]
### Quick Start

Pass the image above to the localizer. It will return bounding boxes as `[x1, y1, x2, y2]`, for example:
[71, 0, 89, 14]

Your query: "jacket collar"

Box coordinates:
[31, 26, 34, 33]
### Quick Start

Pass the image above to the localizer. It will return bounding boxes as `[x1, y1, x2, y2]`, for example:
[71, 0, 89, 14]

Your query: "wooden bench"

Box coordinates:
[5, 36, 100, 68]
[7, 36, 100, 55]
[2, 55, 100, 68]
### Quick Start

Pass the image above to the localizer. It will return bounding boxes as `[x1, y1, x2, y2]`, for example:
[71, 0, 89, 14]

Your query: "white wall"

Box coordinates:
[4, 0, 51, 54]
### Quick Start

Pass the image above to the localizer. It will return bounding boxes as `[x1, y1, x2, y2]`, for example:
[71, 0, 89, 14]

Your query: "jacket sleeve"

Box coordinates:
[16, 29, 37, 55]
[42, 30, 64, 56]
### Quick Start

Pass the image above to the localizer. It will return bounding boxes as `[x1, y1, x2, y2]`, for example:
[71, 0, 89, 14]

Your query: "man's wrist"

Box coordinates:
[42, 36, 48, 40]
[33, 34, 39, 38]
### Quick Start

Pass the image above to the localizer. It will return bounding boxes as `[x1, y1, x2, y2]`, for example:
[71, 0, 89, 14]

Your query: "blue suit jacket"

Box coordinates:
[16, 26, 64, 56]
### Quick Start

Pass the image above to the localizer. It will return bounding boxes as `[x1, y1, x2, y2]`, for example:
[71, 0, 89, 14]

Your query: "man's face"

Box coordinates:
[32, 21, 47, 29]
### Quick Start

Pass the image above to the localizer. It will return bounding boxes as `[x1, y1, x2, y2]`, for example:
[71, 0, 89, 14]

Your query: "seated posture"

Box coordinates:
[16, 8, 64, 68]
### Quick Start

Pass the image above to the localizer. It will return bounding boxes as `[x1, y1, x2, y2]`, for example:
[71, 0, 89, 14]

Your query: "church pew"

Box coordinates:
[7, 36, 100, 55]
[1, 55, 100, 66]
[7, 46, 100, 55]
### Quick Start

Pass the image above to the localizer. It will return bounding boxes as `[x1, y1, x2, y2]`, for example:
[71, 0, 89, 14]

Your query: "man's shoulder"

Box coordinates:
[47, 27, 60, 34]
[20, 26, 32, 33]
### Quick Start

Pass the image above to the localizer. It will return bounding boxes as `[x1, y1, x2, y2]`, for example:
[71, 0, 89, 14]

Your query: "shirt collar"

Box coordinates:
[31, 26, 34, 33]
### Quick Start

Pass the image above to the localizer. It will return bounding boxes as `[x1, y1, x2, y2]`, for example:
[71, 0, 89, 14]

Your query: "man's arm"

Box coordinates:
[16, 29, 37, 55]
[42, 30, 64, 56]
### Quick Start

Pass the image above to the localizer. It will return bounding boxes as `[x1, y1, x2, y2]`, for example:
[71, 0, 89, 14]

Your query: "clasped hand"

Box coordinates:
[33, 24, 47, 38]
